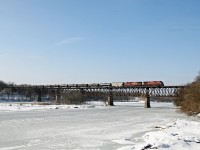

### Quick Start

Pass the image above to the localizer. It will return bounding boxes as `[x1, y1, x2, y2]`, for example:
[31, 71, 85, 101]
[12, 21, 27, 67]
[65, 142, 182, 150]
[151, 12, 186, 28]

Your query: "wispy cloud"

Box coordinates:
[55, 37, 84, 46]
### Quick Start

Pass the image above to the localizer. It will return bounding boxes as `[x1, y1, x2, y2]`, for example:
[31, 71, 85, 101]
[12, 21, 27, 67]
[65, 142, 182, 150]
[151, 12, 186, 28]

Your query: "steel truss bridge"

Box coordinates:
[3, 84, 184, 108]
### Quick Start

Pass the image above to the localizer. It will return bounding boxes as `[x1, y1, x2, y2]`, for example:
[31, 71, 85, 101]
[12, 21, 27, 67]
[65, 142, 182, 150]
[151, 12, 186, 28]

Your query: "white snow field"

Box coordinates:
[0, 101, 199, 150]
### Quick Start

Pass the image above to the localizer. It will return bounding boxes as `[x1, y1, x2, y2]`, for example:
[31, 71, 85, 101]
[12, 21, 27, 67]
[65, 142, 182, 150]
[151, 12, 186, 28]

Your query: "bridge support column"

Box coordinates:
[106, 95, 114, 106]
[37, 89, 42, 102]
[144, 95, 151, 108]
[56, 86, 62, 104]
[106, 88, 114, 106]
[144, 88, 151, 108]
[56, 92, 61, 104]
[56, 94, 61, 104]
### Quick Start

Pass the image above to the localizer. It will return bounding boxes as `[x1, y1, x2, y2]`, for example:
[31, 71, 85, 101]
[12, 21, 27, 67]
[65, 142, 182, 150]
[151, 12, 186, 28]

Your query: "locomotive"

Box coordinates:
[143, 81, 164, 87]
[111, 81, 164, 87]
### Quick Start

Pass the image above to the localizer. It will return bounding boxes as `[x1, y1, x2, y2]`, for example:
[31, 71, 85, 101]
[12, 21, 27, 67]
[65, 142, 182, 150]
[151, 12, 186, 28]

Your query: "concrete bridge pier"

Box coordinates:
[56, 88, 62, 104]
[55, 93, 61, 104]
[106, 95, 114, 106]
[106, 88, 114, 106]
[144, 88, 151, 108]
[37, 89, 42, 102]
[145, 95, 151, 108]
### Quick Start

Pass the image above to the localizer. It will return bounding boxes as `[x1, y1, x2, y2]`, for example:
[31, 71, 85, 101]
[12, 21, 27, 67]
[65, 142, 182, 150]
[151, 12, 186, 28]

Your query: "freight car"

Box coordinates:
[112, 82, 124, 87]
[66, 84, 79, 87]
[88, 83, 100, 87]
[99, 83, 111, 86]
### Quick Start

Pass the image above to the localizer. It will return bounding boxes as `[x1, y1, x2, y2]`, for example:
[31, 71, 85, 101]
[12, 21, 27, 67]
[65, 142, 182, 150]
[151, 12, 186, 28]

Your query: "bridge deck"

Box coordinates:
[10, 85, 184, 89]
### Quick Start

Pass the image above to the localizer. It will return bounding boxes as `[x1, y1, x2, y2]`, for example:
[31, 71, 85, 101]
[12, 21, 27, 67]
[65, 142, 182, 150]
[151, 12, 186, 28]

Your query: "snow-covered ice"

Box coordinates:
[0, 102, 101, 112]
[0, 101, 199, 150]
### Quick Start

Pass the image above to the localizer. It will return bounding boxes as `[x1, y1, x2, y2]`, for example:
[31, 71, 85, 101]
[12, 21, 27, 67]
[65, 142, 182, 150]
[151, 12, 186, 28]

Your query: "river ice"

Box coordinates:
[0, 101, 199, 150]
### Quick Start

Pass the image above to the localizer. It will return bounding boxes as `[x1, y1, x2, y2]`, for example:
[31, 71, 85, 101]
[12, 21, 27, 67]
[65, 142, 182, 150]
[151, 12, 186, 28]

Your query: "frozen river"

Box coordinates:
[0, 102, 198, 150]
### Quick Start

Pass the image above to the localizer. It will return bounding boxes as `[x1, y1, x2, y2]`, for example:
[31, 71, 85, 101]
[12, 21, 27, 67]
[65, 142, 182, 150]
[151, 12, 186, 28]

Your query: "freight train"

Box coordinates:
[60, 81, 164, 87]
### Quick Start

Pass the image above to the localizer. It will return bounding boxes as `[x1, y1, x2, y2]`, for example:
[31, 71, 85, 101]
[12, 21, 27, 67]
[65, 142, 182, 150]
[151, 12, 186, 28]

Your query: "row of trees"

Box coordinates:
[174, 72, 200, 115]
[0, 80, 8, 89]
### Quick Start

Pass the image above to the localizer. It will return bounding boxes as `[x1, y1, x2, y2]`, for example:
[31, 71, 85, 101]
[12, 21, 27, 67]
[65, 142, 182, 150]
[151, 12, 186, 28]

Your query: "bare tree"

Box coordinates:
[195, 71, 200, 82]
[174, 72, 200, 115]
[62, 91, 84, 104]
[0, 80, 7, 91]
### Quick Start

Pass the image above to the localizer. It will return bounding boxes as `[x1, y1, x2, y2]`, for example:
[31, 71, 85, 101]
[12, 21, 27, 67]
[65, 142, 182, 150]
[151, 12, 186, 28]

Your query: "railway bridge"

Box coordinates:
[6, 84, 184, 108]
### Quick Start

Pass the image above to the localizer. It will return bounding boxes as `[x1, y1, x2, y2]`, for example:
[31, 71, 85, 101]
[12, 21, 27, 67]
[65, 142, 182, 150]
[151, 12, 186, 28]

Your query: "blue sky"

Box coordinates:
[0, 0, 200, 85]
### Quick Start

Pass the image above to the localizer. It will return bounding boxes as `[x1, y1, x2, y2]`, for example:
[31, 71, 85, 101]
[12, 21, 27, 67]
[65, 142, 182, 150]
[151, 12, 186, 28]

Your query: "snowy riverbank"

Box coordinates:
[0, 101, 199, 150]
[114, 119, 200, 150]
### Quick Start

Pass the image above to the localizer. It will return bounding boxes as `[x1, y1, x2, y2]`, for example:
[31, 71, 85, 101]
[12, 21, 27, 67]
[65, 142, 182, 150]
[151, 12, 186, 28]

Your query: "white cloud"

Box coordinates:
[55, 37, 84, 46]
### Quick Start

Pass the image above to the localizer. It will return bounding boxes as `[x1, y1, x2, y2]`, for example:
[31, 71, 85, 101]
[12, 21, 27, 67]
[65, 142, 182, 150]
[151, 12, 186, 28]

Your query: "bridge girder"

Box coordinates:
[5, 85, 184, 97]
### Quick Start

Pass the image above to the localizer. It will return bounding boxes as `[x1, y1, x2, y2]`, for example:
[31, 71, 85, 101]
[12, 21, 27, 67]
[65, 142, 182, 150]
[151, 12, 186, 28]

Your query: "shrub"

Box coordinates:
[174, 73, 200, 115]
[61, 91, 84, 104]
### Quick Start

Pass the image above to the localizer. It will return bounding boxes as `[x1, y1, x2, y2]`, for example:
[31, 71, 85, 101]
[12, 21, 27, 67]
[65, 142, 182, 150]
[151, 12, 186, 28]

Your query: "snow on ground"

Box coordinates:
[0, 102, 105, 111]
[131, 119, 200, 150]
[0, 101, 199, 150]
